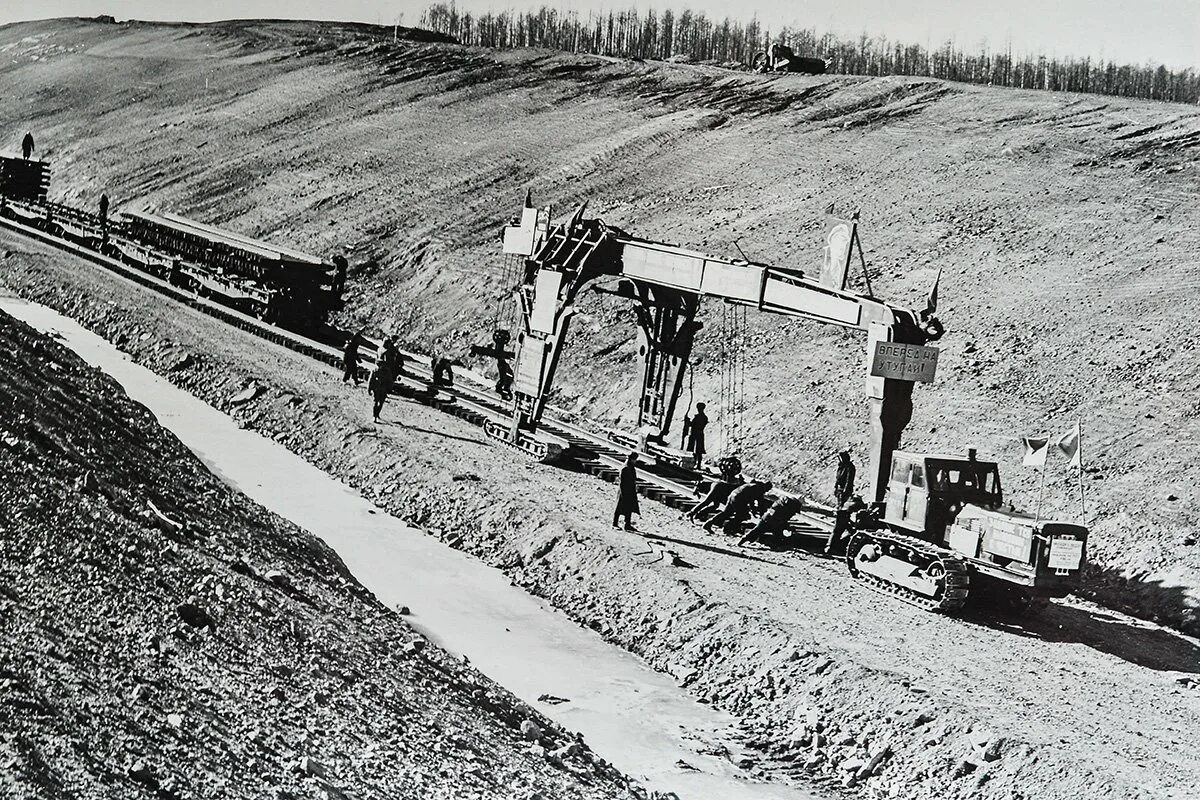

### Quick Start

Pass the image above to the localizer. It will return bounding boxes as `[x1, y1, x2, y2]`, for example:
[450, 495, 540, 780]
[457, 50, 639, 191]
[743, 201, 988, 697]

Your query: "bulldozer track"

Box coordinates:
[845, 530, 970, 613]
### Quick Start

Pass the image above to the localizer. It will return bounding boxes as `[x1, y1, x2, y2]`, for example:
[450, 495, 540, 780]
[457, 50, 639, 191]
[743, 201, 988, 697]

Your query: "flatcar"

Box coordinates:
[120, 210, 340, 327]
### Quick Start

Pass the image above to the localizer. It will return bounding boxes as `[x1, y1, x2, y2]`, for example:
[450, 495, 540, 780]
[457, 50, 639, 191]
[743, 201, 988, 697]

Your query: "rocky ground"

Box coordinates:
[4, 234, 1199, 800]
[0, 306, 640, 799]
[1, 14, 1199, 800]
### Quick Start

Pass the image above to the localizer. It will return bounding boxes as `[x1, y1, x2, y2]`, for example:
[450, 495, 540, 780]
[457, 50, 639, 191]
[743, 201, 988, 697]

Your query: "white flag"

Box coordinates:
[1022, 435, 1049, 467]
[1056, 422, 1082, 469]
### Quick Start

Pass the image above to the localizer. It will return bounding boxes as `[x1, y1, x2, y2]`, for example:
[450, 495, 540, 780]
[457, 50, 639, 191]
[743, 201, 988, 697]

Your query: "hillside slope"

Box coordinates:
[0, 306, 636, 799]
[0, 17, 1197, 629]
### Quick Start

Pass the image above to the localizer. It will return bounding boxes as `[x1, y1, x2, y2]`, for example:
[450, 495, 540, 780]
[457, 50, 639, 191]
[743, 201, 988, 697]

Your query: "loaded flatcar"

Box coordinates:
[120, 210, 341, 328]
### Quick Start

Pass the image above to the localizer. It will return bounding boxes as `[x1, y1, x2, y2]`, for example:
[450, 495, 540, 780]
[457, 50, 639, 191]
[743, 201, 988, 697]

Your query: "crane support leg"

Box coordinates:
[631, 287, 701, 441]
[865, 321, 916, 503]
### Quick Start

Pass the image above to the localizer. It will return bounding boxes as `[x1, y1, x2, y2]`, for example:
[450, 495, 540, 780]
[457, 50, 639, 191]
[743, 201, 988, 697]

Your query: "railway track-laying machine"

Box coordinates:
[491, 196, 1088, 613]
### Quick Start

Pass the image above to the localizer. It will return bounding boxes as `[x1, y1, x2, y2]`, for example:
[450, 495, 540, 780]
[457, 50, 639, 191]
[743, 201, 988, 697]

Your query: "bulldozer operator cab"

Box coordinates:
[884, 450, 1002, 540]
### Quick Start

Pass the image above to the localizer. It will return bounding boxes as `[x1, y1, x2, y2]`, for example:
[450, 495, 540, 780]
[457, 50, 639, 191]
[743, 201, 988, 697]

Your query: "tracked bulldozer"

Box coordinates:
[846, 450, 1088, 614]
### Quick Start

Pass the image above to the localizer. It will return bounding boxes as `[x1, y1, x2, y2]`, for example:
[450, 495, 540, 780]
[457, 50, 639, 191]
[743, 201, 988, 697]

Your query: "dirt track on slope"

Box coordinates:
[4, 229, 1199, 800]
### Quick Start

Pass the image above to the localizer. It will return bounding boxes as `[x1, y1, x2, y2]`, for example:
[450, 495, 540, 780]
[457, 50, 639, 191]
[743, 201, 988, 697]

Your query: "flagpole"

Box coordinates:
[1035, 463, 1048, 524]
[1076, 421, 1087, 520]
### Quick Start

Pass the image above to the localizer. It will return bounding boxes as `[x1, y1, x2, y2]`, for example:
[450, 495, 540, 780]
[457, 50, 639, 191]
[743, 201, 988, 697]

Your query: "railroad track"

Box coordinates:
[0, 212, 834, 545]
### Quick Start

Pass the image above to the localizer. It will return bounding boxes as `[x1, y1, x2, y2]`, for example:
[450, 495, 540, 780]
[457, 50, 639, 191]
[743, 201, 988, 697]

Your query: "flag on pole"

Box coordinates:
[1056, 422, 1082, 468]
[1022, 435, 1050, 467]
[925, 269, 941, 316]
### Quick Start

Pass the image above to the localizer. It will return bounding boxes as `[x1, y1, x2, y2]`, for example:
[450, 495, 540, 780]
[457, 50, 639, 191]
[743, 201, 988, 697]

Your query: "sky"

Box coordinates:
[1, 0, 1196, 70]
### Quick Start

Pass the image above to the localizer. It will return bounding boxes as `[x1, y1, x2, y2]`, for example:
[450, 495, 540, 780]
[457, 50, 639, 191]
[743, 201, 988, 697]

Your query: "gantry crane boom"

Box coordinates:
[493, 198, 942, 501]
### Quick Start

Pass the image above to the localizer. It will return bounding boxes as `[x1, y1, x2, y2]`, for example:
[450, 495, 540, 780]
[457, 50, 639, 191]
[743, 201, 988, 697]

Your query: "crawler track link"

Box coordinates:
[845, 530, 970, 613]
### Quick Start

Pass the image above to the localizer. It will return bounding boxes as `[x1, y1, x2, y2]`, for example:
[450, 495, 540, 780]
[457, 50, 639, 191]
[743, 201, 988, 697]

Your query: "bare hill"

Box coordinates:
[0, 17, 1197, 631]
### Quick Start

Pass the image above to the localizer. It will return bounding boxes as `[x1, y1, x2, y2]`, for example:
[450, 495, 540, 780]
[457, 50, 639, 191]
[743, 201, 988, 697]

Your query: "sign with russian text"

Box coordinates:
[870, 341, 939, 383]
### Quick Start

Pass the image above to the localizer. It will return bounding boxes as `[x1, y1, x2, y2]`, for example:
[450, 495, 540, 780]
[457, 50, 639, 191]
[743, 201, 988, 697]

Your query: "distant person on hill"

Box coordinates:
[612, 451, 640, 532]
[341, 330, 364, 385]
[21, 132, 34, 160]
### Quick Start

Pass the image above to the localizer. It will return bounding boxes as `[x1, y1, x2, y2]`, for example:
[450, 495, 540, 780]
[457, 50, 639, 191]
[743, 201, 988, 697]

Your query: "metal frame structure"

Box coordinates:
[494, 196, 943, 501]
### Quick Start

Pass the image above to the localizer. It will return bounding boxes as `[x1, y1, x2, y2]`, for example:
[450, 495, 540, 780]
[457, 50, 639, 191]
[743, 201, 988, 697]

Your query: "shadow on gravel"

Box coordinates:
[638, 532, 786, 566]
[963, 602, 1200, 674]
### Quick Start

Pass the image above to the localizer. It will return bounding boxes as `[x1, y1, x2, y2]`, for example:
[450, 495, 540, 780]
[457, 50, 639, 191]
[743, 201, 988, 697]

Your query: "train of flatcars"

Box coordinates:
[0, 153, 345, 330]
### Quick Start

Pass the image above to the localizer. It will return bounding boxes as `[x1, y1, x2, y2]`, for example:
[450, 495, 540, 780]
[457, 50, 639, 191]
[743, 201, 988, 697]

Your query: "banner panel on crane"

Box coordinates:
[621, 244, 704, 290]
[529, 269, 562, 335]
[699, 261, 762, 302]
[502, 206, 542, 256]
[762, 275, 861, 326]
[514, 336, 549, 397]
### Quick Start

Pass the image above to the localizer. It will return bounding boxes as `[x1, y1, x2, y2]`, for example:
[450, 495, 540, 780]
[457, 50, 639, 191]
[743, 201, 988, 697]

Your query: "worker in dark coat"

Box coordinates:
[332, 255, 349, 295]
[21, 132, 34, 160]
[685, 456, 743, 522]
[739, 493, 805, 547]
[369, 337, 401, 422]
[703, 479, 773, 536]
[432, 355, 454, 387]
[612, 451, 640, 531]
[98, 193, 110, 244]
[834, 450, 856, 506]
[341, 331, 363, 385]
[685, 402, 708, 470]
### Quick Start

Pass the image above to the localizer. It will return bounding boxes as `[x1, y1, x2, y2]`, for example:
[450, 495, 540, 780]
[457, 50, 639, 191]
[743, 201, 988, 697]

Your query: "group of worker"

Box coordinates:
[614, 434, 873, 554]
[339, 335, 873, 555]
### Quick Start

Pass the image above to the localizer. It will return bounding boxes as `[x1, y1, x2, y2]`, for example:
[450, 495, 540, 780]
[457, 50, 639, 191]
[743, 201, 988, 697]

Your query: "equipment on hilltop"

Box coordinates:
[752, 44, 826, 75]
[847, 449, 1088, 613]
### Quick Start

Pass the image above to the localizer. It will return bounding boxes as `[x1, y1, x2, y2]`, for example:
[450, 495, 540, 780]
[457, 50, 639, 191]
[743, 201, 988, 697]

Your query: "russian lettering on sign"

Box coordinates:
[870, 341, 939, 383]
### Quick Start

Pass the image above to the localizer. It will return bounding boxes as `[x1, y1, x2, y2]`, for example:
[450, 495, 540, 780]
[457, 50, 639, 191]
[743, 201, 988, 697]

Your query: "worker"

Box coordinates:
[332, 255, 349, 295]
[739, 492, 805, 547]
[686, 402, 708, 470]
[685, 456, 743, 523]
[21, 132, 34, 161]
[431, 352, 455, 387]
[378, 336, 405, 378]
[369, 359, 395, 422]
[703, 478, 773, 536]
[98, 193, 110, 245]
[834, 450, 856, 506]
[341, 330, 363, 385]
[612, 451, 640, 532]
[825, 494, 867, 556]
[470, 329, 514, 400]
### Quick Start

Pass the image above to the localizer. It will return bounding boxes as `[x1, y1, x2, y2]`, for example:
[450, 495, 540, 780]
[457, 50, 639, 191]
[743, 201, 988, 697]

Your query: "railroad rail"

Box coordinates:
[0, 211, 835, 547]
